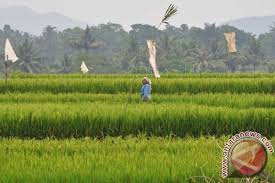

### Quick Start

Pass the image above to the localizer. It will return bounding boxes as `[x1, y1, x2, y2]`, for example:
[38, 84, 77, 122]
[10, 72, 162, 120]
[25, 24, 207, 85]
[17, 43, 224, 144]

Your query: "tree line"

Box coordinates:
[0, 22, 275, 73]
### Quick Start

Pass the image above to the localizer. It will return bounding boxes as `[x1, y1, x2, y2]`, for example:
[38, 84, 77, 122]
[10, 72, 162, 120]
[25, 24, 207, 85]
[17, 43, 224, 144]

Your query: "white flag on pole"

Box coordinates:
[147, 40, 160, 78]
[5, 38, 19, 63]
[80, 61, 89, 74]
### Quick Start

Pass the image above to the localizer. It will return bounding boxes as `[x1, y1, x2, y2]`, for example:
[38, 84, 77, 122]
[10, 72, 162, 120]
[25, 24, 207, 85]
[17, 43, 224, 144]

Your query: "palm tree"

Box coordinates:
[71, 25, 101, 53]
[184, 47, 214, 73]
[41, 26, 59, 64]
[17, 39, 42, 73]
[121, 36, 139, 71]
[61, 54, 72, 73]
[160, 33, 170, 51]
[247, 36, 264, 71]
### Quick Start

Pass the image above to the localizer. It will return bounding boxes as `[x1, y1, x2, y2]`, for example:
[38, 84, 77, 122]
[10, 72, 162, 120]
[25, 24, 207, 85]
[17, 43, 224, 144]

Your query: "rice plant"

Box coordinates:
[1, 76, 275, 94]
[0, 102, 274, 138]
[0, 137, 273, 183]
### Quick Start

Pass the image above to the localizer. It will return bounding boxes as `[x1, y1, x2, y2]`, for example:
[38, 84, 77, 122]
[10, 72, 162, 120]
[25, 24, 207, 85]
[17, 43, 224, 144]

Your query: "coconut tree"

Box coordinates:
[61, 54, 72, 73]
[17, 39, 42, 73]
[120, 36, 139, 71]
[245, 36, 265, 71]
[71, 25, 101, 53]
[40, 26, 59, 65]
[184, 46, 217, 73]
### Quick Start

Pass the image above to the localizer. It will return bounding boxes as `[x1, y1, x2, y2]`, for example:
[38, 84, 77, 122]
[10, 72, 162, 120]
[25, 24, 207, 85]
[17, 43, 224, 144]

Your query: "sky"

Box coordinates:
[0, 0, 275, 29]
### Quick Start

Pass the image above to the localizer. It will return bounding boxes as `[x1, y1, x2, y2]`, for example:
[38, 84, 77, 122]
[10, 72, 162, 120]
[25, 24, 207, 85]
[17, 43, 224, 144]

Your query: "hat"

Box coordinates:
[143, 77, 151, 85]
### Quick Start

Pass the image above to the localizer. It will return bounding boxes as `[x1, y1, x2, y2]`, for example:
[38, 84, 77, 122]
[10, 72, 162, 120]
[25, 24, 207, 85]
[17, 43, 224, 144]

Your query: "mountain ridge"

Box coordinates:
[0, 6, 86, 35]
[225, 15, 275, 35]
[0, 6, 274, 35]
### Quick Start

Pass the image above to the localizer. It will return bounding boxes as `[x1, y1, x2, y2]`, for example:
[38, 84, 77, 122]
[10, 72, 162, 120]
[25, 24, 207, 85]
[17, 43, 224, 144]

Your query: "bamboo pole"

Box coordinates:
[4, 61, 8, 85]
[1, 54, 8, 85]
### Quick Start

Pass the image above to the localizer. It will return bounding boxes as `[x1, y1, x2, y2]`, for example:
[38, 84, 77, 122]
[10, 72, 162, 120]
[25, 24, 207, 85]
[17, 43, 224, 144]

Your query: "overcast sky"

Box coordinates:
[0, 0, 275, 29]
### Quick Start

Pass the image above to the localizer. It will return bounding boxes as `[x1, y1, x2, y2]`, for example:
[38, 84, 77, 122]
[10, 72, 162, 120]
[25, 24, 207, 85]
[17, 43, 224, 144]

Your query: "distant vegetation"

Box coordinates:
[1, 22, 275, 73]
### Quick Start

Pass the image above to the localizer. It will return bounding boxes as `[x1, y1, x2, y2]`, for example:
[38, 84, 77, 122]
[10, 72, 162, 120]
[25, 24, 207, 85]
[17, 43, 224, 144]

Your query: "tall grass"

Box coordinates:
[10, 73, 275, 79]
[0, 74, 274, 182]
[1, 77, 275, 94]
[1, 93, 275, 109]
[0, 74, 274, 137]
[0, 137, 273, 183]
[0, 103, 274, 138]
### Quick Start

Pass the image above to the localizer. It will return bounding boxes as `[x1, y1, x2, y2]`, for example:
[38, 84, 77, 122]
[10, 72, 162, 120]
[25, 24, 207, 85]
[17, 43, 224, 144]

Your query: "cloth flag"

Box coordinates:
[5, 38, 19, 63]
[147, 40, 160, 78]
[80, 61, 89, 74]
[224, 32, 237, 53]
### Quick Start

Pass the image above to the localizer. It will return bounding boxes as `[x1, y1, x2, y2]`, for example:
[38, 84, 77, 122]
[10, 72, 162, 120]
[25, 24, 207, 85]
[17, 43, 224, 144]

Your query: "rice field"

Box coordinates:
[2, 74, 275, 94]
[0, 137, 274, 183]
[1, 73, 275, 182]
[1, 102, 275, 138]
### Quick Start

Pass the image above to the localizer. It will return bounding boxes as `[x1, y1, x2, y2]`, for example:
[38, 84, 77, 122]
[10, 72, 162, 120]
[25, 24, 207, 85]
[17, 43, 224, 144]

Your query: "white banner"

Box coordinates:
[5, 38, 19, 63]
[224, 32, 237, 53]
[80, 61, 89, 74]
[147, 40, 160, 78]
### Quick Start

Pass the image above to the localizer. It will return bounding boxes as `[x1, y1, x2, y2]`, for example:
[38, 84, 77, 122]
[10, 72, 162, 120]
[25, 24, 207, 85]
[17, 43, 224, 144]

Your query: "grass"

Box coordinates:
[0, 73, 275, 182]
[9, 73, 275, 79]
[1, 76, 275, 94]
[1, 92, 275, 109]
[0, 137, 274, 183]
[0, 102, 274, 138]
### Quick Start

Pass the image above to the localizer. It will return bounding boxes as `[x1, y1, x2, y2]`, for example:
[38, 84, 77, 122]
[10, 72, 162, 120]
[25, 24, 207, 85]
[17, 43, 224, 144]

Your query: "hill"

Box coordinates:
[226, 15, 275, 35]
[0, 6, 86, 35]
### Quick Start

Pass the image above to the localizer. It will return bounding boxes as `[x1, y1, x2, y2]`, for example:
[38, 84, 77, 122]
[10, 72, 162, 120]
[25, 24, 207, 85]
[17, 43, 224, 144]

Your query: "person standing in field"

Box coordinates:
[141, 77, 151, 101]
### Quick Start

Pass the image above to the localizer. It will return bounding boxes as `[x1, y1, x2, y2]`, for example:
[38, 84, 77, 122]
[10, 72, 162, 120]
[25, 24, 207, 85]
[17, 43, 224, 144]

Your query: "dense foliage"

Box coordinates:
[1, 23, 275, 73]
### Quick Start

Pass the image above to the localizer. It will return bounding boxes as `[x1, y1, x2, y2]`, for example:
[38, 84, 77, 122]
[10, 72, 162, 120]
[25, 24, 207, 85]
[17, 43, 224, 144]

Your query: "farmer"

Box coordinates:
[141, 77, 151, 101]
